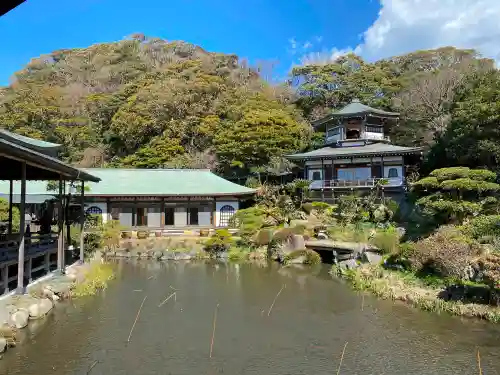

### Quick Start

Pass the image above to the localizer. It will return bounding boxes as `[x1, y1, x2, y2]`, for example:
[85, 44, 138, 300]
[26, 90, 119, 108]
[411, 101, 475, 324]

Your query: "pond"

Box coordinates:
[1, 260, 499, 374]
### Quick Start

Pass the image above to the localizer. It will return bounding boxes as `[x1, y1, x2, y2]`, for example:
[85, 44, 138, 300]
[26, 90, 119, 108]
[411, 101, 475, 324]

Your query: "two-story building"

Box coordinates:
[286, 99, 422, 201]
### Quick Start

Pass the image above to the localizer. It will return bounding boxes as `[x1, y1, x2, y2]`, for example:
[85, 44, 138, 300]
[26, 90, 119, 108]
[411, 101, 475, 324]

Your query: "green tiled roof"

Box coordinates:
[0, 129, 62, 150]
[286, 142, 422, 160]
[333, 99, 399, 117]
[0, 169, 255, 197]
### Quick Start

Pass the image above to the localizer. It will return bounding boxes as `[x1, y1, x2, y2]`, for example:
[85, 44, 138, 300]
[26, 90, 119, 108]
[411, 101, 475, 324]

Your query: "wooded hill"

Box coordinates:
[1, 34, 499, 178]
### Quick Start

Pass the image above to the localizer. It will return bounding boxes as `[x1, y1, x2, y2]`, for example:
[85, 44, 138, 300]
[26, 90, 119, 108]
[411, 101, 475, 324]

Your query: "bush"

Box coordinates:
[199, 229, 210, 237]
[406, 226, 482, 279]
[283, 249, 321, 265]
[311, 201, 331, 213]
[478, 254, 500, 289]
[137, 230, 149, 239]
[370, 227, 400, 254]
[462, 215, 500, 239]
[204, 229, 233, 257]
[0, 198, 20, 233]
[301, 202, 313, 215]
[69, 225, 103, 258]
[254, 228, 274, 246]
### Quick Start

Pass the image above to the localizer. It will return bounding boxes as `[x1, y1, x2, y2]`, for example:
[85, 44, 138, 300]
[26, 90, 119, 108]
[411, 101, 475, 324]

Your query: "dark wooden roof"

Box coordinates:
[0, 137, 100, 182]
[1, 1, 25, 16]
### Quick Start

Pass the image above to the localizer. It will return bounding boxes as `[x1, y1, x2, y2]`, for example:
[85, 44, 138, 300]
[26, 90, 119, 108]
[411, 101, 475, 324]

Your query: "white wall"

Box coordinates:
[148, 207, 161, 228]
[215, 201, 239, 227]
[364, 131, 385, 140]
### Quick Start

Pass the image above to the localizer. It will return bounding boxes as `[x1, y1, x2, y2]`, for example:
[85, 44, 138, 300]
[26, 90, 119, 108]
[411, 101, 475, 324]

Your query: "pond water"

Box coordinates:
[1, 260, 499, 375]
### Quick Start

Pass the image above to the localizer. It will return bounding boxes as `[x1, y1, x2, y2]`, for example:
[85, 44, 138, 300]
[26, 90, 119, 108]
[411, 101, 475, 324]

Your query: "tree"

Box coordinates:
[411, 167, 499, 225]
[425, 69, 500, 172]
[0, 198, 20, 233]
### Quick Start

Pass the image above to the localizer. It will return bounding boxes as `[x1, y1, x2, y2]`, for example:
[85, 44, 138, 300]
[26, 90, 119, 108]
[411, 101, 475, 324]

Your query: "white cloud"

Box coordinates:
[299, 0, 500, 65]
[299, 47, 358, 66]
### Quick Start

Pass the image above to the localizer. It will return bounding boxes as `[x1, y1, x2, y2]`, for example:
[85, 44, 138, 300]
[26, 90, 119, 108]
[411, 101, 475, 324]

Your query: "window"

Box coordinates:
[86, 206, 102, 215]
[311, 171, 322, 181]
[219, 205, 235, 227]
[337, 167, 371, 181]
[388, 168, 399, 178]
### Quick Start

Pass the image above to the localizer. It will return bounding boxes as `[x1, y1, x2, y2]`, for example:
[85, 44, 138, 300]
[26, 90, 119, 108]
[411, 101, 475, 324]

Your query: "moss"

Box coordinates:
[228, 247, 250, 261]
[72, 263, 115, 298]
[331, 264, 500, 323]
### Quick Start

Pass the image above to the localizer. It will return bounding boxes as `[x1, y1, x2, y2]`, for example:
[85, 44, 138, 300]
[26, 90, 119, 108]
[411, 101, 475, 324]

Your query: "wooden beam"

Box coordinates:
[16, 162, 26, 295]
[57, 177, 64, 273]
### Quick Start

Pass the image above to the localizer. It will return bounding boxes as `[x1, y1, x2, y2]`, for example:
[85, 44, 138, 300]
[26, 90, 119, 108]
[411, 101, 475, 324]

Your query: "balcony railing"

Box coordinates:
[309, 177, 404, 189]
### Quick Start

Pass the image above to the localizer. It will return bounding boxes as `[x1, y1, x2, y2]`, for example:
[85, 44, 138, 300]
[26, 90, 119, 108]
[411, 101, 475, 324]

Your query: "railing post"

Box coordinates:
[3, 265, 8, 295]
[57, 177, 64, 274]
[27, 256, 33, 284]
[44, 251, 50, 274]
[16, 161, 26, 295]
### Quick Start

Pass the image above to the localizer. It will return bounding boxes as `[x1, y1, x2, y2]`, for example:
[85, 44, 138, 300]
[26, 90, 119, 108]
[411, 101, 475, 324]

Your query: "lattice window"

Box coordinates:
[219, 205, 235, 227]
[388, 168, 399, 178]
[86, 206, 102, 215]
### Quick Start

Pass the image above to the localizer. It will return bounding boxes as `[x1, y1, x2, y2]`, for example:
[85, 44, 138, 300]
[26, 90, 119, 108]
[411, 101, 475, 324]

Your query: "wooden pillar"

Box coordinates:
[186, 197, 191, 227]
[212, 198, 217, 229]
[106, 198, 111, 223]
[160, 197, 165, 228]
[8, 180, 13, 235]
[79, 181, 85, 264]
[320, 158, 325, 202]
[57, 177, 64, 273]
[16, 162, 26, 295]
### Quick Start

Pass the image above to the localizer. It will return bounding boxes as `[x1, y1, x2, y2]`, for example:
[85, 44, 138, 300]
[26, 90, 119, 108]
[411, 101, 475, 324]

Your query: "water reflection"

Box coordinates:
[0, 260, 499, 375]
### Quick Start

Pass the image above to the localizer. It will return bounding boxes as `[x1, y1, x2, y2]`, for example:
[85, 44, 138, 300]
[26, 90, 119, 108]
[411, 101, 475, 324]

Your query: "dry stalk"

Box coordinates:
[476, 347, 483, 375]
[361, 294, 364, 312]
[127, 295, 147, 343]
[336, 341, 348, 375]
[158, 292, 177, 308]
[209, 303, 219, 359]
[267, 284, 285, 317]
[86, 360, 99, 374]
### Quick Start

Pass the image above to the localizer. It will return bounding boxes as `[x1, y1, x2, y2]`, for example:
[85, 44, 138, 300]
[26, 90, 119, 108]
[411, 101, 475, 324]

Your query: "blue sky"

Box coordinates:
[0, 0, 380, 86]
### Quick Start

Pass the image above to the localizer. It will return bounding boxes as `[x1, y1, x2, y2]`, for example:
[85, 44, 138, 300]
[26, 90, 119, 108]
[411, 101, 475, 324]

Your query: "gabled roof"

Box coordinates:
[0, 168, 255, 197]
[286, 142, 422, 160]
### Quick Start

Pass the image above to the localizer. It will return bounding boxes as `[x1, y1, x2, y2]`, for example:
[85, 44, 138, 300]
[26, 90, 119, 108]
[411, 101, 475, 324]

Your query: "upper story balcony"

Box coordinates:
[325, 124, 390, 144]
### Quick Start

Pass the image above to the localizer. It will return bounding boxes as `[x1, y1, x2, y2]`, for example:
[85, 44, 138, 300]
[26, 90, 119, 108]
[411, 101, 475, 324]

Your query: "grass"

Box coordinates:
[72, 262, 115, 298]
[331, 263, 500, 323]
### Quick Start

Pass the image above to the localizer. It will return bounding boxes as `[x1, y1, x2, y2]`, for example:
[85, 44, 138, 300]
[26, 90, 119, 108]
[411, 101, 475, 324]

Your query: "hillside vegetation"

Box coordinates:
[0, 35, 499, 177]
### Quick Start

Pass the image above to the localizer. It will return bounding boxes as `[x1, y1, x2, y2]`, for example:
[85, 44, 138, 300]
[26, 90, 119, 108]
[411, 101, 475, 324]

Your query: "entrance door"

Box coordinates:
[136, 207, 148, 227]
[164, 207, 175, 226]
[188, 207, 199, 225]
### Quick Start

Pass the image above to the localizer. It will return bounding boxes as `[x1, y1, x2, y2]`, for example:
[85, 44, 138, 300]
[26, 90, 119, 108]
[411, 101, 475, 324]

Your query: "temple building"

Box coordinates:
[0, 168, 255, 232]
[286, 99, 422, 201]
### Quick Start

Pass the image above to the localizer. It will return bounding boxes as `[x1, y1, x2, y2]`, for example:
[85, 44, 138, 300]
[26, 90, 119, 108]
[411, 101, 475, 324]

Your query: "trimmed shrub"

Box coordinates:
[301, 202, 313, 215]
[204, 229, 232, 257]
[199, 229, 210, 237]
[137, 230, 149, 239]
[283, 249, 321, 265]
[254, 228, 274, 246]
[274, 227, 294, 242]
[311, 201, 331, 213]
[462, 215, 500, 239]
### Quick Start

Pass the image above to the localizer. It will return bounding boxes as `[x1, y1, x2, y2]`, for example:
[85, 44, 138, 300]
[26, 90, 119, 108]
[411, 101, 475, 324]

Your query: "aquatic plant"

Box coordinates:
[331, 264, 500, 323]
[72, 263, 115, 298]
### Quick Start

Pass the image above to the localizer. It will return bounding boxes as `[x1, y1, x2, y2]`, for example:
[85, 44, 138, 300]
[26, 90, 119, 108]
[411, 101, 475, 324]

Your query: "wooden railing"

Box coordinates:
[310, 177, 404, 189]
[0, 233, 59, 294]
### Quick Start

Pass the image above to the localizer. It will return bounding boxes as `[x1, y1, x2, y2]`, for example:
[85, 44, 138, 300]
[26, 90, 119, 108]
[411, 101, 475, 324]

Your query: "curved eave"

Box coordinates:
[285, 149, 423, 161]
[1, 1, 25, 16]
[0, 139, 101, 182]
[0, 129, 62, 150]
[87, 191, 256, 198]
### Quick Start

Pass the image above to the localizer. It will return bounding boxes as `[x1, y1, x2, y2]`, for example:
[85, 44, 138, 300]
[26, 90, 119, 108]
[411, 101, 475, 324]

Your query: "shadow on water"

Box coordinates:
[0, 259, 499, 375]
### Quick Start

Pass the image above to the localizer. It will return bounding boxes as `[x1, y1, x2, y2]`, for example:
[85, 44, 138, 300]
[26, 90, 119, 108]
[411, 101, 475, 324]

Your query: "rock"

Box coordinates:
[175, 253, 192, 261]
[218, 252, 229, 259]
[290, 234, 305, 251]
[396, 227, 406, 238]
[317, 231, 328, 240]
[0, 338, 6, 354]
[161, 252, 175, 261]
[338, 259, 358, 270]
[66, 273, 77, 282]
[9, 309, 29, 329]
[51, 294, 60, 302]
[362, 251, 383, 265]
[288, 255, 306, 265]
[28, 298, 53, 319]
